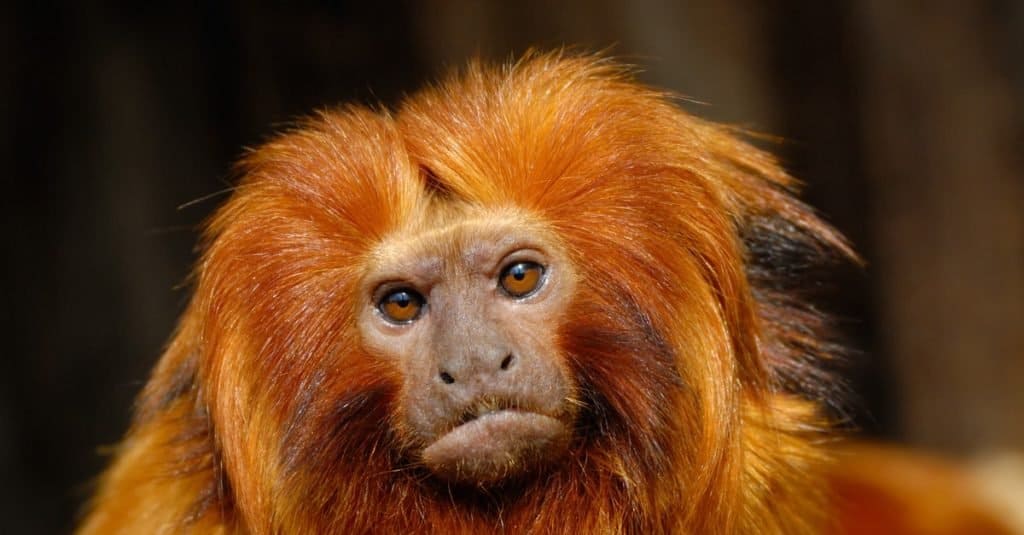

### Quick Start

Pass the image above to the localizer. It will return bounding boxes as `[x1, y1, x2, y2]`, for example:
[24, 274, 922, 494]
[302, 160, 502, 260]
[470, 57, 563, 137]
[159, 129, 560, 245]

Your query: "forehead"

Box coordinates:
[367, 207, 552, 276]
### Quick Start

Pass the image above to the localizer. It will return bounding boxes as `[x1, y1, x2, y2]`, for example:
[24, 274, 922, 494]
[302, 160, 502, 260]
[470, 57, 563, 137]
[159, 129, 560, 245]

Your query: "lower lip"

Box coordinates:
[421, 410, 568, 482]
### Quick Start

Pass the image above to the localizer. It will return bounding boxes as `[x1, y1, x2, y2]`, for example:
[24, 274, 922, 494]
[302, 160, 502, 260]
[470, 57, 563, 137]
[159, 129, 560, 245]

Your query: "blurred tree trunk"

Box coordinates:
[856, 1, 1024, 453]
[410, 0, 779, 127]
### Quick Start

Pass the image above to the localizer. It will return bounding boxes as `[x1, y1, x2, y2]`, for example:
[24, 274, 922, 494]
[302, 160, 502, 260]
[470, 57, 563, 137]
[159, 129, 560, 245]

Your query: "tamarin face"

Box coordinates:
[357, 209, 578, 483]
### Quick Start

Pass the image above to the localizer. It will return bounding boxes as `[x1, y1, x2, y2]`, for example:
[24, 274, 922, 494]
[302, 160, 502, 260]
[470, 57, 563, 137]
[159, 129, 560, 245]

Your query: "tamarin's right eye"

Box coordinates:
[379, 289, 425, 323]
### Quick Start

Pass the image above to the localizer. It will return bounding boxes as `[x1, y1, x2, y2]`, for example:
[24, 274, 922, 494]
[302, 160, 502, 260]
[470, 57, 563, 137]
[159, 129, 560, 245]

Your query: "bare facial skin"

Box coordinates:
[358, 212, 578, 483]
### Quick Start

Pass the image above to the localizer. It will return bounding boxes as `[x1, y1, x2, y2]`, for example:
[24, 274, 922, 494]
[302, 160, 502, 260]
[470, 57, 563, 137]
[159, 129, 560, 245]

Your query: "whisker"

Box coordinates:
[177, 187, 237, 210]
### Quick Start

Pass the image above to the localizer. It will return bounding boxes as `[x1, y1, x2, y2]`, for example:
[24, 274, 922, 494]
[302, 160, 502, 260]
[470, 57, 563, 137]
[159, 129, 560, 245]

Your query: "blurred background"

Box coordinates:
[2, 1, 1022, 533]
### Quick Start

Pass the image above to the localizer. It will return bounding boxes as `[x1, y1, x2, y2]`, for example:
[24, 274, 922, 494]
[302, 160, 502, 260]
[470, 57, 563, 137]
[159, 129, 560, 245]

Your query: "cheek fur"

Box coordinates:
[273, 342, 406, 478]
[561, 288, 688, 473]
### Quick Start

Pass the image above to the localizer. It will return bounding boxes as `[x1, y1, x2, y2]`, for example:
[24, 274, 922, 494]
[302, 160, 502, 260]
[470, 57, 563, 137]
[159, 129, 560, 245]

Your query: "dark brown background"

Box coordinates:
[3, 2, 1022, 533]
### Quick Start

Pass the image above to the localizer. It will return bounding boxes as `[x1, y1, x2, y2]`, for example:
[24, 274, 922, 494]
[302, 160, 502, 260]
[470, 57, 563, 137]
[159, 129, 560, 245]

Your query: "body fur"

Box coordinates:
[80, 52, 852, 534]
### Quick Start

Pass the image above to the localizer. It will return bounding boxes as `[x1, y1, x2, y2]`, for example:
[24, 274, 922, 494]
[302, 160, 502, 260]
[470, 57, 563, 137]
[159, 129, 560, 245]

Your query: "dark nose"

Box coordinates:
[438, 351, 516, 387]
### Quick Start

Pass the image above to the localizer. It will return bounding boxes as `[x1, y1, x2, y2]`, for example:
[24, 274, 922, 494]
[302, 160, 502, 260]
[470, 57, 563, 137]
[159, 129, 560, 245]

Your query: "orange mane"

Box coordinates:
[80, 52, 853, 534]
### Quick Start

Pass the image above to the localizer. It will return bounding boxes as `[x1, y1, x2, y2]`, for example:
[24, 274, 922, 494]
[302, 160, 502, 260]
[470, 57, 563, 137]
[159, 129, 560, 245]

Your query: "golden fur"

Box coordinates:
[79, 52, 853, 534]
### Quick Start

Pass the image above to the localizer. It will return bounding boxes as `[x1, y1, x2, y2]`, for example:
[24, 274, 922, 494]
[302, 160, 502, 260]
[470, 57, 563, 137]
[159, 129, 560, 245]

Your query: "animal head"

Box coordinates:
[89, 52, 851, 534]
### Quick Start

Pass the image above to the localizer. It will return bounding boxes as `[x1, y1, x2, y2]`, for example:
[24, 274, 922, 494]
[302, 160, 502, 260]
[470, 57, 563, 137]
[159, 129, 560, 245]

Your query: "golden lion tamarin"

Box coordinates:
[80, 52, 864, 534]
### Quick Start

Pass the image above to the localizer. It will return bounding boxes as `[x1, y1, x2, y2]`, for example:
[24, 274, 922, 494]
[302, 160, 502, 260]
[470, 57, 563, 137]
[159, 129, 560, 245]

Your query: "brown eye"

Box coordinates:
[499, 262, 545, 298]
[379, 289, 424, 323]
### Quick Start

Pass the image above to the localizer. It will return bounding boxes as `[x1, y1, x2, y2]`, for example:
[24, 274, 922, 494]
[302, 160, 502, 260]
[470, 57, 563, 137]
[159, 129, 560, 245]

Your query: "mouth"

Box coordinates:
[421, 407, 570, 484]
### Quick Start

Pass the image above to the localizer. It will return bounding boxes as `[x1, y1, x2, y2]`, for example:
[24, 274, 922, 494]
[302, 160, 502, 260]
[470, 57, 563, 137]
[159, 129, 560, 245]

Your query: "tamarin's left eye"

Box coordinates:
[499, 262, 545, 298]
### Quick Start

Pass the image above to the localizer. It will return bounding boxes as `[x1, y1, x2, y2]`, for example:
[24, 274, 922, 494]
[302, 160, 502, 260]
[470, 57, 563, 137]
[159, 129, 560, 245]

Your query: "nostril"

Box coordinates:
[439, 371, 455, 385]
[499, 354, 514, 371]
